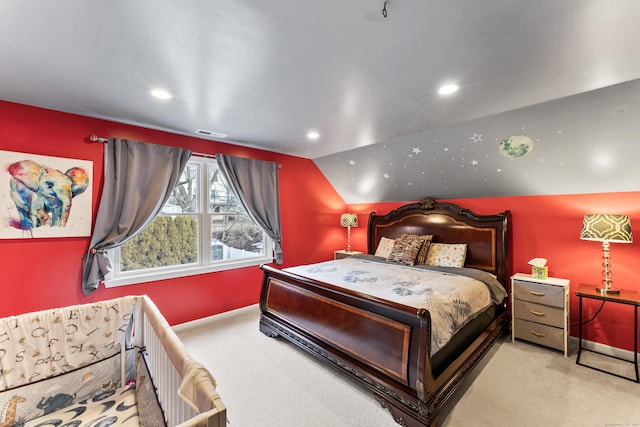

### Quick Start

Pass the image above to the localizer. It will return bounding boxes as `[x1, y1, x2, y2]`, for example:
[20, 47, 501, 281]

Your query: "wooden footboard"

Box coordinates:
[260, 265, 506, 427]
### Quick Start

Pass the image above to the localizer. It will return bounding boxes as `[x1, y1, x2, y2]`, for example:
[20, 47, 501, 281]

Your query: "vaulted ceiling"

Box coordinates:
[1, 1, 640, 160]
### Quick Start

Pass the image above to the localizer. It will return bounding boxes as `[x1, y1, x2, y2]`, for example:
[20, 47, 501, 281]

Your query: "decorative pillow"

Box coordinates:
[387, 236, 423, 266]
[425, 243, 467, 267]
[374, 237, 396, 258]
[399, 233, 433, 265]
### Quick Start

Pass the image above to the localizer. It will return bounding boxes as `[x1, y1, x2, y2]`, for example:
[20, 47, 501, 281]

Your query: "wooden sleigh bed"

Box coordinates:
[259, 198, 511, 426]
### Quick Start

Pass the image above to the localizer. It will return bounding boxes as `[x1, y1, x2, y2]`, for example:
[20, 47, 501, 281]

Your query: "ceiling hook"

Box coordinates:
[382, 1, 388, 18]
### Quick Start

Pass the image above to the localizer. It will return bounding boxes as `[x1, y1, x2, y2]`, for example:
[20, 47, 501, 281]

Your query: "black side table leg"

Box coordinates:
[635, 306, 639, 382]
[576, 295, 583, 364]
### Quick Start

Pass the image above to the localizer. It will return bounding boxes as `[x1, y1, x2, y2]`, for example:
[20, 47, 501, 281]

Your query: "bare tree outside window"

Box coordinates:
[208, 165, 263, 261]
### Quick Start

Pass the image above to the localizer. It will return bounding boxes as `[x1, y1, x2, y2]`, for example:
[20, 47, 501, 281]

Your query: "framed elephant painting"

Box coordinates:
[0, 150, 93, 238]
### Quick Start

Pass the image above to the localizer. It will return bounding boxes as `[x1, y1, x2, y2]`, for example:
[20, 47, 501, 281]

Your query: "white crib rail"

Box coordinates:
[144, 316, 196, 425]
[135, 296, 227, 427]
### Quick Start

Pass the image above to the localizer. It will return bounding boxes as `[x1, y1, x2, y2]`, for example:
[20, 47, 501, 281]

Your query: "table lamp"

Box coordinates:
[340, 213, 358, 252]
[580, 213, 632, 294]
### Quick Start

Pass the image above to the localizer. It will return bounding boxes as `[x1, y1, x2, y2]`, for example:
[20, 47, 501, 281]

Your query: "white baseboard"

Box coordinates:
[172, 303, 259, 332]
[569, 336, 635, 360]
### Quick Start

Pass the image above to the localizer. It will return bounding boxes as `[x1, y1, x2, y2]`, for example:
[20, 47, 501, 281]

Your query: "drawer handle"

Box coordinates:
[529, 330, 546, 338]
[529, 291, 545, 297]
[529, 310, 546, 317]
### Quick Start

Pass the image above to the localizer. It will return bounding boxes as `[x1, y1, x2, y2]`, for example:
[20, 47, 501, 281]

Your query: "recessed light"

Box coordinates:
[437, 83, 459, 95]
[150, 89, 172, 100]
[307, 131, 320, 140]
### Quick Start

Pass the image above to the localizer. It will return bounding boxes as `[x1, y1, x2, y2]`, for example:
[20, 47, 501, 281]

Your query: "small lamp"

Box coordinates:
[340, 213, 358, 252]
[580, 214, 632, 294]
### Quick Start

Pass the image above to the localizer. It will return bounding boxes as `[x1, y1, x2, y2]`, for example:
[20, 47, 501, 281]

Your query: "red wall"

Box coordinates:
[2, 100, 639, 353]
[347, 193, 640, 352]
[0, 101, 346, 324]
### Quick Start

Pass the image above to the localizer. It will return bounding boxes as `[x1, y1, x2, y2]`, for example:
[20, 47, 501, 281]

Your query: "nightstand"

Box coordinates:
[511, 273, 570, 356]
[334, 250, 363, 260]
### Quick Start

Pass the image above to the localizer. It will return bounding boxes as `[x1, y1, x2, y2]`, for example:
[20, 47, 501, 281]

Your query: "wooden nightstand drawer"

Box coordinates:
[513, 299, 564, 327]
[513, 279, 564, 308]
[513, 318, 565, 351]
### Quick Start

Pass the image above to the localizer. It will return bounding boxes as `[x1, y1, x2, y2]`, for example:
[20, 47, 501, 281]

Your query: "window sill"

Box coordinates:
[104, 256, 273, 288]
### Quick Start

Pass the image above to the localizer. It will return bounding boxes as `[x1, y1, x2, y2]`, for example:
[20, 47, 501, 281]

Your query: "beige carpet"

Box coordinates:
[174, 305, 640, 427]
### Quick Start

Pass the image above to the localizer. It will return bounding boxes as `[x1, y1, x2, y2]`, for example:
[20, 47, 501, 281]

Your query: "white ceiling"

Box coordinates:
[1, 1, 639, 159]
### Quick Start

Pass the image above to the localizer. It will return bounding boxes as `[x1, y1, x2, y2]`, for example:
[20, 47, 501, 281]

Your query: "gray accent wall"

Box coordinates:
[314, 79, 640, 204]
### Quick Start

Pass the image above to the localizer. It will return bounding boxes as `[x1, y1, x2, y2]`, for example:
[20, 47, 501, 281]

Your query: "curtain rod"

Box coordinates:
[87, 134, 281, 167]
[88, 134, 215, 158]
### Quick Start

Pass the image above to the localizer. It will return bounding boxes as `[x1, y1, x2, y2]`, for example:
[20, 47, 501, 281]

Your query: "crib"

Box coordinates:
[0, 295, 226, 427]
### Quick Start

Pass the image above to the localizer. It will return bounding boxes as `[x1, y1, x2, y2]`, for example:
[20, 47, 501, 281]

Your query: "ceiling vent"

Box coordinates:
[195, 129, 227, 138]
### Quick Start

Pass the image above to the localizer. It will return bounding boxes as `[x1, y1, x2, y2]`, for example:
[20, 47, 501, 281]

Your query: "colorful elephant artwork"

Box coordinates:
[6, 159, 90, 235]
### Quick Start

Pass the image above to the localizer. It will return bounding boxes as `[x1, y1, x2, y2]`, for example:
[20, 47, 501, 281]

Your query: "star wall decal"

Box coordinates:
[348, 160, 356, 166]
[470, 133, 483, 143]
[411, 147, 421, 155]
[383, 173, 391, 179]
[470, 160, 479, 166]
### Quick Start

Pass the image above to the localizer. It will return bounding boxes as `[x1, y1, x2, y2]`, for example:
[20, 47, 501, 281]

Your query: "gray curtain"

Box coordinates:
[216, 154, 283, 264]
[81, 138, 192, 295]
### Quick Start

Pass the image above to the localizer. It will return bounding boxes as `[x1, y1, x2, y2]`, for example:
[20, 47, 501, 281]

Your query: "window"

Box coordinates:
[105, 157, 273, 287]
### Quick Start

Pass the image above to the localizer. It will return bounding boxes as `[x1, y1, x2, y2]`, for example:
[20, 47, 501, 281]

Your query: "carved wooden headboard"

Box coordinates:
[367, 198, 511, 288]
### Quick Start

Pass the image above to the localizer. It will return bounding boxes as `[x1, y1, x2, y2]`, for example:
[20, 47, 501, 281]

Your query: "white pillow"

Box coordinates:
[425, 243, 467, 267]
[374, 237, 395, 258]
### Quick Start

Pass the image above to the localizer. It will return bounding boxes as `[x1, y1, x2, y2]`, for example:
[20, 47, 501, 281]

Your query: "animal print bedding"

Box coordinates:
[0, 351, 136, 427]
[21, 383, 139, 427]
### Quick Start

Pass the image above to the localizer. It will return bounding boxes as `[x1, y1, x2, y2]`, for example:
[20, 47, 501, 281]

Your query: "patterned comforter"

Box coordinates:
[285, 256, 507, 355]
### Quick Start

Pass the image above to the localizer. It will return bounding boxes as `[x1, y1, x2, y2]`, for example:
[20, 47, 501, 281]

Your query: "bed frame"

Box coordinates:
[259, 198, 511, 426]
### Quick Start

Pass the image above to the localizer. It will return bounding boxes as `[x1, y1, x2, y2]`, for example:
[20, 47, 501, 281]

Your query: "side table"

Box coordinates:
[334, 250, 363, 260]
[575, 284, 640, 382]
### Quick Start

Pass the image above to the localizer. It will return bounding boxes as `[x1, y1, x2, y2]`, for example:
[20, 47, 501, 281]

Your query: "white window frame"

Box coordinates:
[105, 157, 273, 288]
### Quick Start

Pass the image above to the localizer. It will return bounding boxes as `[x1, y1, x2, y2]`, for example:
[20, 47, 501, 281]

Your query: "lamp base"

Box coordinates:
[595, 286, 620, 295]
